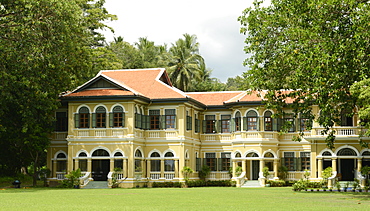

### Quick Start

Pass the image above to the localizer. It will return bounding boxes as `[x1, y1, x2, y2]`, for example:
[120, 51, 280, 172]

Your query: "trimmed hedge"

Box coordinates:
[152, 182, 182, 188]
[266, 180, 286, 187]
[151, 180, 236, 188]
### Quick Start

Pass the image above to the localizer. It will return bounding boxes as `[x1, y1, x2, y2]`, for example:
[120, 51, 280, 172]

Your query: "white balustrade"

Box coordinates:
[165, 131, 177, 138]
[78, 130, 89, 137]
[112, 130, 124, 137]
[221, 135, 231, 141]
[246, 132, 259, 138]
[164, 173, 175, 180]
[56, 172, 66, 180]
[207, 172, 216, 179]
[80, 172, 90, 186]
[220, 172, 231, 180]
[148, 132, 160, 138]
[264, 133, 274, 139]
[95, 130, 106, 137]
[150, 173, 160, 180]
[55, 132, 67, 140]
[337, 129, 355, 136]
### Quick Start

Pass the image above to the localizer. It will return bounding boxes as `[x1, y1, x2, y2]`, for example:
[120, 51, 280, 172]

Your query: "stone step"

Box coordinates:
[83, 181, 109, 189]
[241, 180, 262, 188]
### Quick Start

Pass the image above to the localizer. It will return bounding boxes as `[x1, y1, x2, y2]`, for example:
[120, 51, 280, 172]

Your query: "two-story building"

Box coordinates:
[48, 68, 370, 188]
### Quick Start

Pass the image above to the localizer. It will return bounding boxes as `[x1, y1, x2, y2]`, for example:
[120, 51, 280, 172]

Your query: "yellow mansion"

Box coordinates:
[47, 68, 370, 188]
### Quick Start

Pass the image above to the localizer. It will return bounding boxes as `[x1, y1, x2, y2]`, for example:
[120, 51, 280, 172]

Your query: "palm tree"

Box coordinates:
[167, 34, 205, 92]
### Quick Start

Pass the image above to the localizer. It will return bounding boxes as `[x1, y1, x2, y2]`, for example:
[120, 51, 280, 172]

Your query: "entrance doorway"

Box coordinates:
[340, 159, 355, 181]
[252, 160, 260, 180]
[92, 159, 110, 181]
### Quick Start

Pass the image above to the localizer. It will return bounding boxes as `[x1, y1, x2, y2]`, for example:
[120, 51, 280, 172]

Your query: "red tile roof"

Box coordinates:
[186, 91, 245, 106]
[66, 89, 135, 97]
[101, 69, 186, 99]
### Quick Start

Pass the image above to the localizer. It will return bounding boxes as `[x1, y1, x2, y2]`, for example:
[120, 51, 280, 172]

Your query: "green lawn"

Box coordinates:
[1, 187, 369, 210]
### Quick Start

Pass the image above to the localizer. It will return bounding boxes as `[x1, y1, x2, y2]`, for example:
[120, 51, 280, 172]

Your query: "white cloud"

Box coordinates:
[102, 0, 254, 82]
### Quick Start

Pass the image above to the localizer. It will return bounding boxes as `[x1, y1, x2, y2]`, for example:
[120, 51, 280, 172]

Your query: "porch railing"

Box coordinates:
[56, 172, 66, 180]
[79, 172, 90, 186]
[150, 173, 160, 180]
[164, 173, 175, 180]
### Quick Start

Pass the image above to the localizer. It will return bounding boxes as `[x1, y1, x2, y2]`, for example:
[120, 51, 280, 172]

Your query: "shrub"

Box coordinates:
[266, 180, 285, 187]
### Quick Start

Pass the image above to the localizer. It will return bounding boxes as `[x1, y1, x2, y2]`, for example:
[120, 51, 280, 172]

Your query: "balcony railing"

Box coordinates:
[314, 127, 360, 136]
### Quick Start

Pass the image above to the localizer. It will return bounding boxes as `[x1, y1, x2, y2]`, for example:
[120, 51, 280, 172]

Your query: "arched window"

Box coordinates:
[134, 150, 143, 172]
[235, 111, 241, 131]
[56, 153, 67, 172]
[111, 106, 124, 127]
[114, 152, 123, 170]
[76, 107, 89, 128]
[235, 152, 241, 158]
[114, 152, 123, 157]
[337, 148, 356, 156]
[322, 151, 332, 156]
[78, 152, 87, 171]
[150, 152, 161, 172]
[264, 152, 274, 158]
[264, 111, 273, 131]
[246, 152, 258, 157]
[94, 106, 106, 128]
[78, 152, 87, 157]
[164, 152, 175, 172]
[246, 111, 258, 131]
[362, 151, 370, 156]
[92, 149, 109, 157]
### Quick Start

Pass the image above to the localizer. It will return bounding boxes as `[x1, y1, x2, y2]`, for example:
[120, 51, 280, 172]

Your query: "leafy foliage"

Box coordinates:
[0, 0, 115, 183]
[239, 0, 370, 148]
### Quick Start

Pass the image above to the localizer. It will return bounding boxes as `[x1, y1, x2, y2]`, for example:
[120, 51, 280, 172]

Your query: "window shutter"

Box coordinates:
[277, 118, 282, 132]
[92, 113, 96, 128]
[122, 112, 125, 127]
[160, 115, 165, 129]
[146, 115, 150, 130]
[216, 120, 221, 133]
[218, 158, 222, 171]
[196, 158, 201, 171]
[202, 120, 206, 133]
[243, 117, 247, 131]
[257, 117, 260, 131]
[109, 112, 113, 127]
[293, 158, 298, 171]
[272, 118, 277, 131]
[296, 157, 302, 171]
[281, 157, 286, 167]
[174, 115, 177, 129]
[74, 113, 80, 128]
[230, 118, 235, 132]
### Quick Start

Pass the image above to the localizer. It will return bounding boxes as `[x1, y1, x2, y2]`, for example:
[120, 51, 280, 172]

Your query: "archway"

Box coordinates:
[92, 149, 110, 181]
[337, 148, 357, 181]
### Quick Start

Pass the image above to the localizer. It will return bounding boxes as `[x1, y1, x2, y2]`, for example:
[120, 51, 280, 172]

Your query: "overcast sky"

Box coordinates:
[102, 0, 254, 82]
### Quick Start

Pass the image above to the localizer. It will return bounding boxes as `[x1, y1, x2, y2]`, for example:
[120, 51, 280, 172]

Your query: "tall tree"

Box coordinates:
[167, 34, 205, 92]
[0, 0, 115, 184]
[239, 0, 370, 149]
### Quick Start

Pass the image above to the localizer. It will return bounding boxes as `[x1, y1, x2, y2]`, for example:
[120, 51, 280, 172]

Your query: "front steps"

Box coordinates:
[83, 181, 109, 189]
[241, 180, 262, 188]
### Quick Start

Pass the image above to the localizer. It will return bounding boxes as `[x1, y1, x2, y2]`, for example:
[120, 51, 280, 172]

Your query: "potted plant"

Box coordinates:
[352, 179, 359, 192]
[65, 168, 82, 189]
[344, 181, 350, 192]
[336, 182, 341, 192]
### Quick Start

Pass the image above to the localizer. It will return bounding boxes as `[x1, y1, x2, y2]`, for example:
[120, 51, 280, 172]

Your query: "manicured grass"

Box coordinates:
[1, 187, 370, 210]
